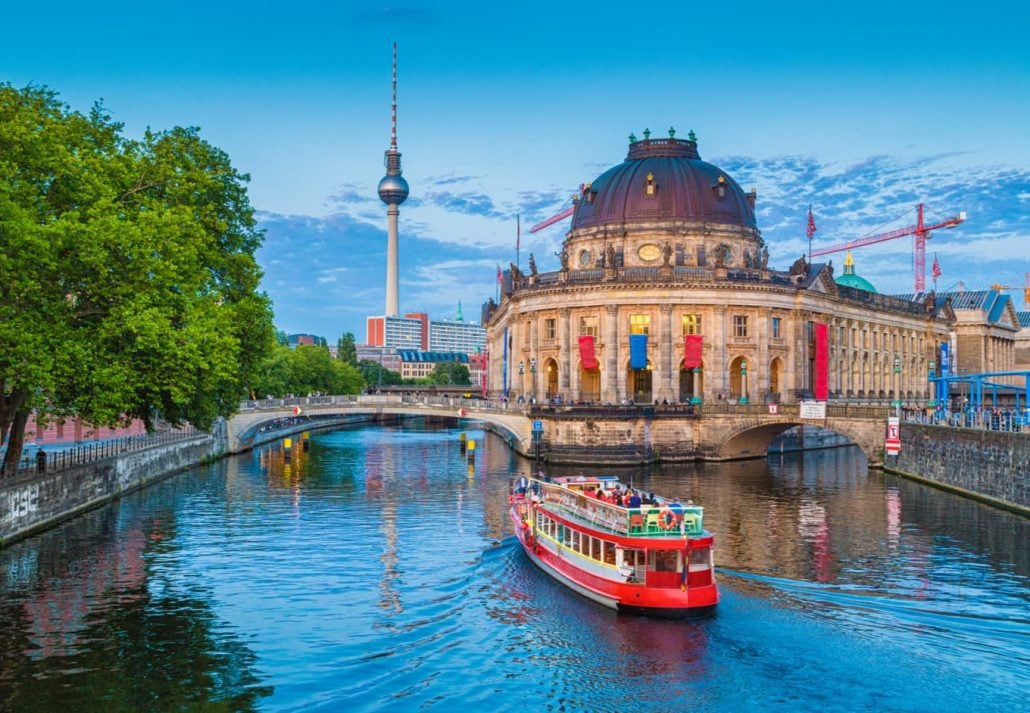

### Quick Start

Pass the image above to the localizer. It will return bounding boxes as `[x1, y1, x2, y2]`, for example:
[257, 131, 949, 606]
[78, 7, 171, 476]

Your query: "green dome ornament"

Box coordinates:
[835, 251, 878, 293]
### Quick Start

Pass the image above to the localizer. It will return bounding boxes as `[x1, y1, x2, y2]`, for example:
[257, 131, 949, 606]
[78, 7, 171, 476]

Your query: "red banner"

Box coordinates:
[578, 335, 598, 370]
[814, 323, 829, 400]
[684, 335, 703, 369]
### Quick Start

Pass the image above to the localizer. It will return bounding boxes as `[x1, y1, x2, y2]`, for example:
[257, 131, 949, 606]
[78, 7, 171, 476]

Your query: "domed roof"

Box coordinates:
[571, 131, 757, 231]
[835, 252, 878, 293]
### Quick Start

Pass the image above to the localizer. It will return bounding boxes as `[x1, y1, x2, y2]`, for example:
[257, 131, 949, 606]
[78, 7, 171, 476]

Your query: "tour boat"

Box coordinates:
[509, 475, 719, 617]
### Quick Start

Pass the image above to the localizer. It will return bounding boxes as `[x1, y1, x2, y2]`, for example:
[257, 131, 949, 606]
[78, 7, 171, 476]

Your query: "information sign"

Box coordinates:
[885, 416, 901, 455]
[532, 420, 544, 432]
[768, 403, 779, 415]
[799, 401, 826, 420]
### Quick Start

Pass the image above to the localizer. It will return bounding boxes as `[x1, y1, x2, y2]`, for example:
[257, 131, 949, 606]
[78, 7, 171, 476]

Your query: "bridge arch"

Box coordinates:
[717, 420, 876, 462]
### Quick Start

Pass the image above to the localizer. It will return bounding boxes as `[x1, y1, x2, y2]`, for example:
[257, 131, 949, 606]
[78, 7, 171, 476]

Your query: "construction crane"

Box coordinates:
[989, 273, 1030, 308]
[529, 186, 586, 233]
[809, 203, 966, 292]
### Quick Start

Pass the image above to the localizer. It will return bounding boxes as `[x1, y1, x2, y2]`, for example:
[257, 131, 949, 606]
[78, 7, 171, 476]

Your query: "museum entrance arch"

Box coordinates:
[579, 366, 600, 404]
[628, 362, 653, 403]
[769, 357, 784, 402]
[679, 361, 704, 403]
[544, 358, 559, 399]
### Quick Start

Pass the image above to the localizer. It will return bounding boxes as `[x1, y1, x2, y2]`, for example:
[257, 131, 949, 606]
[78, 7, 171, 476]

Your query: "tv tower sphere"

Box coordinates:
[378, 172, 409, 205]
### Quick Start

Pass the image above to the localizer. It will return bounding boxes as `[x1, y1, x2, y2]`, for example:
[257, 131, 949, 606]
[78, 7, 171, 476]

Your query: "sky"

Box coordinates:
[4, 1, 1029, 340]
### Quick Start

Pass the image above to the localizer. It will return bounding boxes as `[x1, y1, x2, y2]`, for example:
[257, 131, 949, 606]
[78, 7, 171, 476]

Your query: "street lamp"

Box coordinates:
[892, 356, 902, 416]
[738, 359, 749, 405]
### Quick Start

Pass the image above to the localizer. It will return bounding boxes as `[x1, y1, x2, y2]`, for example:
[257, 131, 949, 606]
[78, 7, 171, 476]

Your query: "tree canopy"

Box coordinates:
[426, 361, 471, 386]
[251, 343, 365, 398]
[0, 84, 274, 472]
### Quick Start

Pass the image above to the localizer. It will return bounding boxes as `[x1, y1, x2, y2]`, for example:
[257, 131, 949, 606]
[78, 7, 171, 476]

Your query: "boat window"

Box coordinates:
[603, 542, 616, 565]
[653, 550, 678, 573]
[591, 537, 601, 560]
[689, 548, 711, 571]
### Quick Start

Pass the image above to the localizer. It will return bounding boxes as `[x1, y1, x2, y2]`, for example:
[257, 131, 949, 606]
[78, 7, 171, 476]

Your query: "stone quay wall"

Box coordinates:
[0, 434, 222, 546]
[885, 424, 1030, 513]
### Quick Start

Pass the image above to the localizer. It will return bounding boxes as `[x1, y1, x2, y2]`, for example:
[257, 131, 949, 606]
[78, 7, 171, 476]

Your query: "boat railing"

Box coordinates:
[531, 478, 704, 537]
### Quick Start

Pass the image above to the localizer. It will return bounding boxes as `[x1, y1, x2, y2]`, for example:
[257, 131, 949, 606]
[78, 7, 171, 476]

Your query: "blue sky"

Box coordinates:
[4, 1, 1028, 340]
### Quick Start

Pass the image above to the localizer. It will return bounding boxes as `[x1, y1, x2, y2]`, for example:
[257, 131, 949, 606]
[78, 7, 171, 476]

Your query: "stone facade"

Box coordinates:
[485, 135, 953, 407]
[886, 424, 1030, 511]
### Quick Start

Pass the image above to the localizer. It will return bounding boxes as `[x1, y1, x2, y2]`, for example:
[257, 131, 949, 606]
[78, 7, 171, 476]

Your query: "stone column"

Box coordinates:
[713, 308, 727, 398]
[603, 305, 619, 403]
[529, 319, 538, 402]
[559, 308, 571, 395]
[659, 304, 674, 402]
[757, 310, 770, 401]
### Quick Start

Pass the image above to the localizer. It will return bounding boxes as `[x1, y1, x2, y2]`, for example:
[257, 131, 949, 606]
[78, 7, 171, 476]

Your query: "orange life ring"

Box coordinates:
[658, 506, 677, 531]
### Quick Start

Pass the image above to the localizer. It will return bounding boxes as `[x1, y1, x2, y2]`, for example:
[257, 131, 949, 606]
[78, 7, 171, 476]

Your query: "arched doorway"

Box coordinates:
[769, 357, 783, 402]
[729, 356, 750, 402]
[628, 362, 653, 403]
[544, 358, 559, 399]
[579, 366, 600, 404]
[679, 361, 704, 403]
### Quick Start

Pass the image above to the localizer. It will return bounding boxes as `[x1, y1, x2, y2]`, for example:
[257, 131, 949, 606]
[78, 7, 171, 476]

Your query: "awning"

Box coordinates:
[578, 335, 598, 370]
[629, 334, 648, 370]
[684, 335, 703, 369]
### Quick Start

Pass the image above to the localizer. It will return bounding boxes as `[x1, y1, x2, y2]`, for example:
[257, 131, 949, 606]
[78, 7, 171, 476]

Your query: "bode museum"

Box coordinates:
[483, 130, 954, 407]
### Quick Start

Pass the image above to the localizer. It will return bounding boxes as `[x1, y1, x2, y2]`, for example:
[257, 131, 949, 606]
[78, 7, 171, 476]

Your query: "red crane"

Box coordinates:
[809, 203, 966, 292]
[529, 185, 587, 233]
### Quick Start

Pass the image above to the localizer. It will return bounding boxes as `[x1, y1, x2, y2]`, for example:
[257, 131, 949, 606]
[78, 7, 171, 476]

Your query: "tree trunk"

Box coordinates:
[1, 408, 30, 477]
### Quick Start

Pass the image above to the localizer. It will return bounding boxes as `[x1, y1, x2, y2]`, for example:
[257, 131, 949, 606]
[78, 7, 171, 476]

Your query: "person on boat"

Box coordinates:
[515, 476, 529, 495]
[627, 490, 642, 509]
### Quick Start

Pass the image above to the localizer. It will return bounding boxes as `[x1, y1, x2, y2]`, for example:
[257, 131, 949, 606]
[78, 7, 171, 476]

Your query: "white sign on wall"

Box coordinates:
[799, 401, 827, 420]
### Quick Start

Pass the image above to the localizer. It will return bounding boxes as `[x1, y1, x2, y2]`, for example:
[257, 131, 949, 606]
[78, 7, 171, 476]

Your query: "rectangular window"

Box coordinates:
[733, 315, 748, 338]
[682, 313, 702, 335]
[579, 315, 598, 337]
[630, 314, 650, 336]
[839, 326, 845, 343]
[772, 316, 781, 339]
[545, 318, 556, 340]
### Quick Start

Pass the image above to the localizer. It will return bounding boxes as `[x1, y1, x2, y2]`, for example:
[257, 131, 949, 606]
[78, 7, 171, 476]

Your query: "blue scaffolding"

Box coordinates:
[929, 370, 1030, 413]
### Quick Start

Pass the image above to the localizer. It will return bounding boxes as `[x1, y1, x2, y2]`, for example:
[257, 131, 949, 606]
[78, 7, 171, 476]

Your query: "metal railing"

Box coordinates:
[2, 425, 203, 479]
[902, 410, 1029, 433]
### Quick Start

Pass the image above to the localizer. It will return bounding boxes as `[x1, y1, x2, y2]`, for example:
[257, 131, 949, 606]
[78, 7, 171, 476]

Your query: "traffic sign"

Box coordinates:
[885, 416, 901, 455]
[532, 420, 544, 432]
[767, 403, 779, 415]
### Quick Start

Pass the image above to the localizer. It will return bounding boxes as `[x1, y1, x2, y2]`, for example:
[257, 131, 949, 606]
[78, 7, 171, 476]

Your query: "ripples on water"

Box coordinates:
[0, 424, 1026, 712]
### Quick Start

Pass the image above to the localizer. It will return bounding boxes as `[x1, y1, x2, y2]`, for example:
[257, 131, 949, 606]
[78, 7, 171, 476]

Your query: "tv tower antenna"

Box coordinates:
[377, 41, 409, 317]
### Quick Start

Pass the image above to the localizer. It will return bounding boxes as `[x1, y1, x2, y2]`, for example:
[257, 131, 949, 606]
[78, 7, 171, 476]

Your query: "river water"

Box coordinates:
[0, 424, 1026, 712]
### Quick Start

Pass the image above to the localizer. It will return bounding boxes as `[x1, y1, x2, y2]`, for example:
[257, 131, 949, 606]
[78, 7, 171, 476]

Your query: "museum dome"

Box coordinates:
[835, 252, 878, 293]
[571, 130, 757, 231]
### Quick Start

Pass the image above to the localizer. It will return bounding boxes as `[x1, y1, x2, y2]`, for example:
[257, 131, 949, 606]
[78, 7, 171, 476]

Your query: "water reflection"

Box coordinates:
[0, 486, 270, 711]
[0, 425, 1025, 711]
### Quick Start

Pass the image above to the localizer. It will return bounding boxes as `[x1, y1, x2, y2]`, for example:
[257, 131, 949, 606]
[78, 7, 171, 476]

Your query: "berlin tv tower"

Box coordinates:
[377, 42, 409, 317]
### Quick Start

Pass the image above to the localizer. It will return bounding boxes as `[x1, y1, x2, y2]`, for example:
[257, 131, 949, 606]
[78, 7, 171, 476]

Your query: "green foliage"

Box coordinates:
[0, 83, 274, 470]
[357, 360, 403, 387]
[251, 343, 365, 397]
[337, 332, 357, 365]
[426, 361, 471, 386]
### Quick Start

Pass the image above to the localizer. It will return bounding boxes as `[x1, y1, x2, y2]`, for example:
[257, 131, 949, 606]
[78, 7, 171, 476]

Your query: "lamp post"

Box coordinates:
[738, 359, 749, 405]
[518, 360, 524, 400]
[892, 356, 902, 417]
[530, 358, 537, 403]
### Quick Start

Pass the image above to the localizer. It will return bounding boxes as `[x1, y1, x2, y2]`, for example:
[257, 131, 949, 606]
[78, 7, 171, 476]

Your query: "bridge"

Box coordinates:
[229, 395, 891, 465]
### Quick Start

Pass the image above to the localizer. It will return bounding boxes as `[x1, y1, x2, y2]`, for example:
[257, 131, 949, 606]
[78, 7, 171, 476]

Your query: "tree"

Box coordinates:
[0, 84, 274, 473]
[337, 332, 357, 365]
[358, 360, 403, 388]
[427, 361, 471, 386]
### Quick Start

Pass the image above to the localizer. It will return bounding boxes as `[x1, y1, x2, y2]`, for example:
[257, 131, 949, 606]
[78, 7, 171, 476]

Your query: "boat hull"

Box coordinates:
[511, 507, 718, 618]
